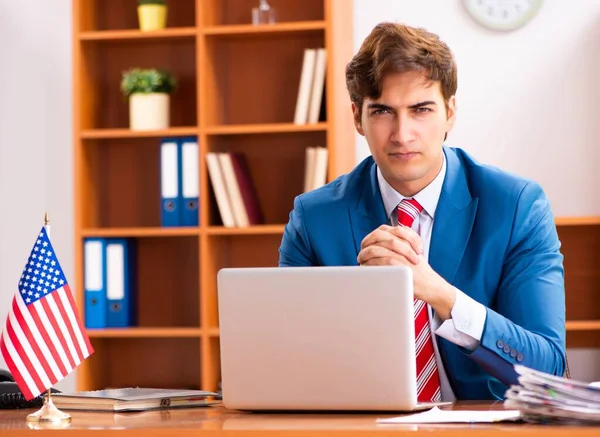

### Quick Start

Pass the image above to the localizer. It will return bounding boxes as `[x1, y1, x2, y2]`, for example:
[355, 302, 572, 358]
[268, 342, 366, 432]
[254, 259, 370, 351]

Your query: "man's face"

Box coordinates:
[353, 71, 456, 197]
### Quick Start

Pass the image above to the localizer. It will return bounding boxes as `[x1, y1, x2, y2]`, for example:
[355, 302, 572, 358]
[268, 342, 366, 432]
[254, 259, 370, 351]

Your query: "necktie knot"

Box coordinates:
[397, 198, 423, 227]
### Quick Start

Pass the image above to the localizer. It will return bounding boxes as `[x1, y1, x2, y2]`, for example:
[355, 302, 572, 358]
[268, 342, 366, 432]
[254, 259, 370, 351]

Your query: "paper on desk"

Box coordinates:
[376, 406, 522, 424]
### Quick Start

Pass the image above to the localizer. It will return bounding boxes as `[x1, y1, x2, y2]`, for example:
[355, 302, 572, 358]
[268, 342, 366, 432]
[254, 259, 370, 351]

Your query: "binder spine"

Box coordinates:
[83, 238, 106, 329]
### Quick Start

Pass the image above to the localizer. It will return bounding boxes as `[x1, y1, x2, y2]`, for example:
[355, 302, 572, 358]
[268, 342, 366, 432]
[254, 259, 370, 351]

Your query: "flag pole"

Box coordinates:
[25, 213, 72, 426]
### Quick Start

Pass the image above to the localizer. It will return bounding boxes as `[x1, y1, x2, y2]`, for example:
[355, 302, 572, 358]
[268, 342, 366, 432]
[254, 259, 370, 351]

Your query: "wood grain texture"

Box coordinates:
[2, 403, 600, 435]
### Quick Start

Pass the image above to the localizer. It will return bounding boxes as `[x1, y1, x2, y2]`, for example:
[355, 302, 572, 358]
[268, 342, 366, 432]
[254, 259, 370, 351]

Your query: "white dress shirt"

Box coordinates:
[376, 154, 487, 402]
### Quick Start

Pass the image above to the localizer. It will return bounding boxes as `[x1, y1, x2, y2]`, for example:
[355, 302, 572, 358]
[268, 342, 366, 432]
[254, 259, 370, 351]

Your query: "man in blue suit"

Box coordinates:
[279, 22, 566, 401]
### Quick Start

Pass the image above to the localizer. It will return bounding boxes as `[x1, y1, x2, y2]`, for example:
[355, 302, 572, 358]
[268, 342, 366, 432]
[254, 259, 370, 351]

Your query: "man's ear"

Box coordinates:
[445, 96, 457, 131]
[352, 102, 365, 136]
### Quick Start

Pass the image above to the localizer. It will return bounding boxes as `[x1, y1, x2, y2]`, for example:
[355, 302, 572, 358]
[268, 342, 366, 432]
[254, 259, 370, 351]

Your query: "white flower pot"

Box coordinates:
[129, 92, 170, 131]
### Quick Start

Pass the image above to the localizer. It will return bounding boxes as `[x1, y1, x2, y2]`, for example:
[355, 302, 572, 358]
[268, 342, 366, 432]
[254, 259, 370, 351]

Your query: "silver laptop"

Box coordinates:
[217, 266, 448, 412]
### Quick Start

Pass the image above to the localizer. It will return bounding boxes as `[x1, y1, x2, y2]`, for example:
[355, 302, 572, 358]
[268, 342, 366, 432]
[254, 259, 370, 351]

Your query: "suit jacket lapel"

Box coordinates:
[429, 147, 479, 284]
[349, 161, 388, 257]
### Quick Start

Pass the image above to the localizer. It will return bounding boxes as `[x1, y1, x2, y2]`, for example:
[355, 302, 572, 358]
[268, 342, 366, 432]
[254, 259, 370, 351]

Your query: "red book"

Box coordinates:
[228, 153, 265, 225]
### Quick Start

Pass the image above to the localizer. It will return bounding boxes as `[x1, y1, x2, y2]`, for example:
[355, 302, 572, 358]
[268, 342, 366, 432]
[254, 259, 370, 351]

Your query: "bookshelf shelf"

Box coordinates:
[204, 122, 327, 135]
[87, 328, 203, 338]
[206, 225, 285, 236]
[73, 0, 355, 393]
[79, 27, 198, 41]
[203, 21, 326, 36]
[555, 216, 600, 226]
[566, 321, 600, 331]
[205, 328, 220, 337]
[80, 127, 199, 140]
[80, 228, 200, 238]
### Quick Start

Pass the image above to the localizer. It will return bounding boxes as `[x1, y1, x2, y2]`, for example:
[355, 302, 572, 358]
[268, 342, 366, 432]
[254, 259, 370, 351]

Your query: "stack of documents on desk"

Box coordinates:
[52, 388, 219, 412]
[504, 364, 600, 424]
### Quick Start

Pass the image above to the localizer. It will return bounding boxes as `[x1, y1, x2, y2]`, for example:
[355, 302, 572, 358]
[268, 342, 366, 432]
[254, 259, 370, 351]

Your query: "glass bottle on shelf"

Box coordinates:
[252, 0, 276, 25]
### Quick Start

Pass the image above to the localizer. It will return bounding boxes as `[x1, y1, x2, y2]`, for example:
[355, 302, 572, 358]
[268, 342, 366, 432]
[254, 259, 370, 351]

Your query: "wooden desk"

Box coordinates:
[0, 402, 598, 436]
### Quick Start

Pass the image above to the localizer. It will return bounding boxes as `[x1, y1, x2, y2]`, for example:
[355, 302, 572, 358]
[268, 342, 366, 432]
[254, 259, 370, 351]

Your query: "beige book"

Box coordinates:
[206, 152, 235, 227]
[303, 147, 317, 192]
[293, 48, 317, 125]
[307, 48, 327, 124]
[312, 147, 329, 190]
[218, 153, 250, 227]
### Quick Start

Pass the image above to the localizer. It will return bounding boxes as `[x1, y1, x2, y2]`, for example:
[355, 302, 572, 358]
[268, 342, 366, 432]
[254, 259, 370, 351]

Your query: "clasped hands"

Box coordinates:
[357, 224, 456, 321]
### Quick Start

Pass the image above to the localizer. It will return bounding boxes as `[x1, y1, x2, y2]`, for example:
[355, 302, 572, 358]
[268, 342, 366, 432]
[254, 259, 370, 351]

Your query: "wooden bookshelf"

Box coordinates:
[72, 0, 354, 392]
[555, 222, 600, 349]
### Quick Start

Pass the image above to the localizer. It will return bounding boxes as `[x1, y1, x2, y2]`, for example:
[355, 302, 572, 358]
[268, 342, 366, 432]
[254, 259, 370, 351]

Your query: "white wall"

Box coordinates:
[0, 0, 75, 392]
[354, 0, 600, 382]
[354, 0, 600, 218]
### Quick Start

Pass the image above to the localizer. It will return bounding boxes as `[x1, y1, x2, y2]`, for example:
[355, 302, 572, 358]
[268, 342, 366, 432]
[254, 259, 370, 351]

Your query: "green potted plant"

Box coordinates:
[121, 68, 177, 131]
[137, 0, 167, 31]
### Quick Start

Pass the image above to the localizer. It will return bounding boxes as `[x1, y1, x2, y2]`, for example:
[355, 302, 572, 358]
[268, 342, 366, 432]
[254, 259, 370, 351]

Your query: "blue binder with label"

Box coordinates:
[160, 138, 180, 226]
[105, 238, 137, 328]
[179, 136, 199, 226]
[83, 238, 106, 329]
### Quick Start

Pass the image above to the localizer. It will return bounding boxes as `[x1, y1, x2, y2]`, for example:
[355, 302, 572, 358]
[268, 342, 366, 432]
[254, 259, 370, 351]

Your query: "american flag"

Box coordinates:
[0, 226, 93, 400]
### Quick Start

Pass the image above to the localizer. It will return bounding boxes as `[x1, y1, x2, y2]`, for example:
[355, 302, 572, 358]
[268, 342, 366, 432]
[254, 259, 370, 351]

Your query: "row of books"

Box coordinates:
[294, 47, 327, 125]
[83, 238, 137, 329]
[159, 137, 329, 228]
[206, 147, 329, 228]
[206, 152, 264, 228]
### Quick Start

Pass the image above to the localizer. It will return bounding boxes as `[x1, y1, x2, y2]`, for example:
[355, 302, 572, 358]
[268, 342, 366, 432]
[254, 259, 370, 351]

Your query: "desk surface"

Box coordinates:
[1, 401, 598, 436]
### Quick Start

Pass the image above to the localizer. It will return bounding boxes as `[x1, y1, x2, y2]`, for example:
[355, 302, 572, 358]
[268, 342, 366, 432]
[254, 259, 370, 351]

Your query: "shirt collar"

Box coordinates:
[377, 153, 447, 222]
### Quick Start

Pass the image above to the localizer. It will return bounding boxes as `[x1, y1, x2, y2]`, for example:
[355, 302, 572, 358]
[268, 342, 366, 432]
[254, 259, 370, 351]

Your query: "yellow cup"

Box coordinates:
[137, 4, 167, 31]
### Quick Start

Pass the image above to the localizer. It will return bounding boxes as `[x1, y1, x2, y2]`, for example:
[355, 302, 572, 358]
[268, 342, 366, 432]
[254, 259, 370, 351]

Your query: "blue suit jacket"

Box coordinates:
[279, 146, 566, 400]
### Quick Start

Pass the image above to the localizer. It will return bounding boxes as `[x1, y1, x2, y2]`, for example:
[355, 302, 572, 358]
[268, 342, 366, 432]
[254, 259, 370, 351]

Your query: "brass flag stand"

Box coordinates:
[26, 388, 71, 424]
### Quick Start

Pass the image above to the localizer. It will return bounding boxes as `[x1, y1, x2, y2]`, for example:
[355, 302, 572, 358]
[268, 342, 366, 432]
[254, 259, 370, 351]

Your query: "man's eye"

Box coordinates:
[372, 109, 390, 115]
[414, 107, 432, 113]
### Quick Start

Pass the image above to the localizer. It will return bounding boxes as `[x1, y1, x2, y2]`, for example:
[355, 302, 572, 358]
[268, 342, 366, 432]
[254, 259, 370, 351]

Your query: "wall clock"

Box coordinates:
[463, 0, 544, 32]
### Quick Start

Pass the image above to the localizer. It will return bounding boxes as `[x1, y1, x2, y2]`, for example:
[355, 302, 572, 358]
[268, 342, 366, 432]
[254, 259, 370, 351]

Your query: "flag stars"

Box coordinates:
[41, 248, 46, 254]
[34, 293, 40, 298]
[25, 297, 31, 303]
[36, 262, 41, 268]
[42, 242, 48, 247]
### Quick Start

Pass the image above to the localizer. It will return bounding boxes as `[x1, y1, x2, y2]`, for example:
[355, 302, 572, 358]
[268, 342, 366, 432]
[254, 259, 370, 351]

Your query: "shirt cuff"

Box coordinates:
[433, 287, 487, 351]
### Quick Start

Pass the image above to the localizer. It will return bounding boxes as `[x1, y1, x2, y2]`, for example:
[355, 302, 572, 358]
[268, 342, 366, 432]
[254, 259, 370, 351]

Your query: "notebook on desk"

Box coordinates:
[51, 388, 219, 412]
[217, 266, 451, 412]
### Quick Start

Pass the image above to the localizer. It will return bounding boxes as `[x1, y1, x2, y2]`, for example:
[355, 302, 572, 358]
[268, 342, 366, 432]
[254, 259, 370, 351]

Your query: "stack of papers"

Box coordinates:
[504, 364, 600, 424]
[377, 406, 521, 424]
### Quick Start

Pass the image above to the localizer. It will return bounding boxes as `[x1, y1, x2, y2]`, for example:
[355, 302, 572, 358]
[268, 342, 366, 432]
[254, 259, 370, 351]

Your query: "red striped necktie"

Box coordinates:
[397, 198, 442, 403]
